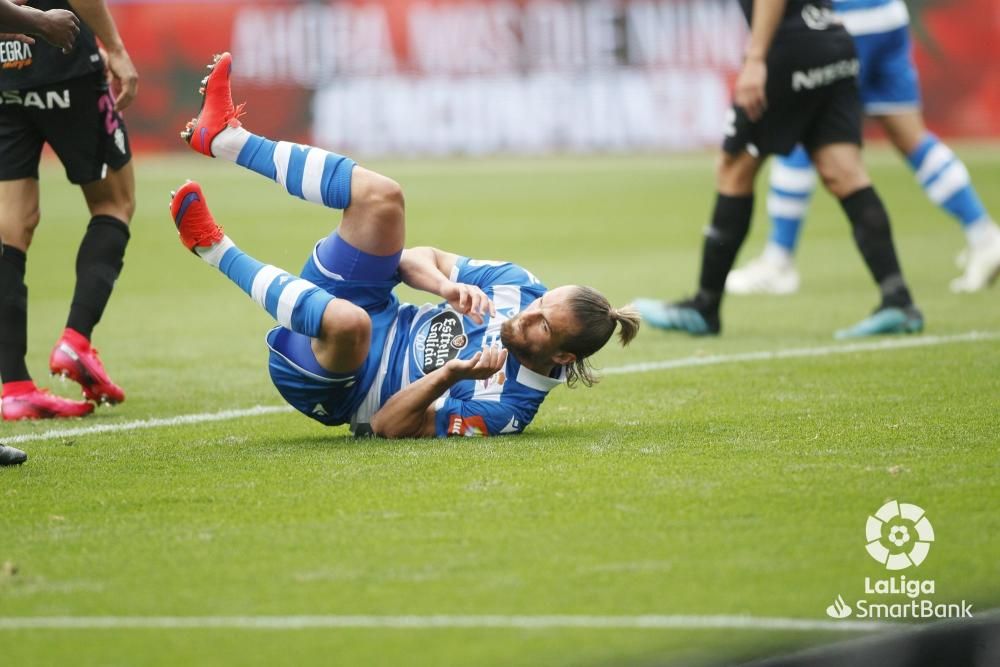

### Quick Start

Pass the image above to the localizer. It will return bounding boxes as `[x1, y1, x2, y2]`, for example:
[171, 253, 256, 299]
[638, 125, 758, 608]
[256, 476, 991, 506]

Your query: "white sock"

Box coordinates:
[763, 242, 794, 266]
[965, 218, 1000, 247]
[195, 235, 236, 268]
[210, 126, 251, 162]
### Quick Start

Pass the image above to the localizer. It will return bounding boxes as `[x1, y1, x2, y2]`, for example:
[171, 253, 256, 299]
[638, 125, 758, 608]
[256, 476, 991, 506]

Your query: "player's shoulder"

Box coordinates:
[454, 256, 546, 291]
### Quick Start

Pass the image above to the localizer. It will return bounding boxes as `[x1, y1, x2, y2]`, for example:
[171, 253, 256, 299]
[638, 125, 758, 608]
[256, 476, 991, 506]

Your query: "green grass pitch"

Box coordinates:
[2, 147, 998, 666]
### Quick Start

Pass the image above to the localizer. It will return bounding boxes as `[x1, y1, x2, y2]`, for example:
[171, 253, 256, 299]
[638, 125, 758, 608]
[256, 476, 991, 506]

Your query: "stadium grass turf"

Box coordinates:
[2, 148, 999, 666]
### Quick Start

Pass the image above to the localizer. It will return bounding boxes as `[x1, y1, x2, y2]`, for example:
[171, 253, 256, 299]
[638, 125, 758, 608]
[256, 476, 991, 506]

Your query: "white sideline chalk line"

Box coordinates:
[602, 330, 1000, 375]
[0, 614, 901, 632]
[4, 405, 293, 445]
[4, 331, 997, 445]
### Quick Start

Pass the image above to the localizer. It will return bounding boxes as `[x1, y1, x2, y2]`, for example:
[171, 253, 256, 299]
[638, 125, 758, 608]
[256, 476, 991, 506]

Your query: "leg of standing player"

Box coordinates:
[0, 177, 94, 420]
[877, 112, 1000, 292]
[47, 162, 135, 405]
[633, 139, 764, 336]
[726, 145, 815, 295]
[173, 53, 406, 374]
[809, 141, 921, 338]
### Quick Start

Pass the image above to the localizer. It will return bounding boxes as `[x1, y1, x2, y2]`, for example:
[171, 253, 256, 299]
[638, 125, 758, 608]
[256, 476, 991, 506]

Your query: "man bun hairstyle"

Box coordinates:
[563, 286, 641, 388]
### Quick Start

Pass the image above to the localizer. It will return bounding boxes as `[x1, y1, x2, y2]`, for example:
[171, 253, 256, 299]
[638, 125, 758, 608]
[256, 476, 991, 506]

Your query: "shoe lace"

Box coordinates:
[230, 102, 247, 123]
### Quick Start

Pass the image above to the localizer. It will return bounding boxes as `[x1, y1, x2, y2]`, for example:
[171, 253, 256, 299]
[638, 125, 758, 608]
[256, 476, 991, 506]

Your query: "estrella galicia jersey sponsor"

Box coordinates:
[0, 0, 103, 90]
[351, 257, 564, 437]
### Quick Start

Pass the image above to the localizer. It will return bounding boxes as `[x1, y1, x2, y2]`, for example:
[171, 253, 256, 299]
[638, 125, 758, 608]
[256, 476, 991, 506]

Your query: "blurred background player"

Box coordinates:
[170, 53, 639, 439]
[635, 0, 923, 339]
[0, 0, 138, 421]
[728, 0, 1000, 295]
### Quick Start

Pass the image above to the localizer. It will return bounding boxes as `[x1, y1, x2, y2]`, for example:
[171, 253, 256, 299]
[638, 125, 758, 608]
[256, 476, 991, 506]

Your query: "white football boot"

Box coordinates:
[726, 244, 800, 295]
[951, 221, 1000, 293]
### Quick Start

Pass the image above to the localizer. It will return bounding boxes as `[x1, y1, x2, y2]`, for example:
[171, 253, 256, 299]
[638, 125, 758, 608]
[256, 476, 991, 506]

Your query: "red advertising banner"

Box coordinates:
[106, 0, 999, 154]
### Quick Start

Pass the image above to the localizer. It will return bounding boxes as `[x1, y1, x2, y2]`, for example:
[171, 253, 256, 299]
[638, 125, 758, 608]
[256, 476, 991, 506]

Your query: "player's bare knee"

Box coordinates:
[715, 151, 758, 196]
[353, 168, 404, 213]
[817, 164, 867, 199]
[3, 207, 41, 250]
[117, 192, 137, 223]
[370, 176, 405, 220]
[320, 300, 371, 350]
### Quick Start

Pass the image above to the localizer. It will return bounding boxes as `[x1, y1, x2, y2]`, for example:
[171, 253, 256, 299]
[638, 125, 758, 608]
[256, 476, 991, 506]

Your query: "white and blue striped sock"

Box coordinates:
[210, 127, 355, 210]
[197, 235, 333, 338]
[908, 134, 992, 240]
[767, 145, 817, 255]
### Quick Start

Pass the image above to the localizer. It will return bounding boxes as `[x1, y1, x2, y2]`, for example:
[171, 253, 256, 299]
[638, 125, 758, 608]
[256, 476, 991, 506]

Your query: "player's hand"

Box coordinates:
[441, 281, 495, 325]
[0, 33, 33, 44]
[445, 344, 508, 382]
[36, 9, 79, 52]
[734, 57, 768, 122]
[104, 46, 139, 111]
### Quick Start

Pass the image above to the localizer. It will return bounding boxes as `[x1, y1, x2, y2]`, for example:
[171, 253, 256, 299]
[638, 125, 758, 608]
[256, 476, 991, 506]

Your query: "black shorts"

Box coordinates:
[0, 72, 131, 185]
[723, 34, 863, 158]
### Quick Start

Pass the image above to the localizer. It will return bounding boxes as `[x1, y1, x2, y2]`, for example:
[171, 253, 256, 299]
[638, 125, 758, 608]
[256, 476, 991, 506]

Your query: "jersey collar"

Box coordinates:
[515, 365, 566, 393]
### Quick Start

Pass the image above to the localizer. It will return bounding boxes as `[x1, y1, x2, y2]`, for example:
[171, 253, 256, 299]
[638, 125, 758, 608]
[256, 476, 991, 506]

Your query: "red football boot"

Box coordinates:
[1, 381, 94, 421]
[180, 52, 246, 157]
[170, 181, 225, 253]
[49, 328, 125, 404]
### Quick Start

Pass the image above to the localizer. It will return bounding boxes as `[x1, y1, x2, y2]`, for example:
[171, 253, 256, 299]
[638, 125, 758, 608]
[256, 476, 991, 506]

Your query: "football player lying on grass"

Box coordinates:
[170, 53, 639, 438]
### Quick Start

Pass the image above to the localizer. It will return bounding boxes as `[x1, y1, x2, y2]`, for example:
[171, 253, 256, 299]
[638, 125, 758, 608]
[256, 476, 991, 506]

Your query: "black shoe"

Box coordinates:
[0, 444, 28, 466]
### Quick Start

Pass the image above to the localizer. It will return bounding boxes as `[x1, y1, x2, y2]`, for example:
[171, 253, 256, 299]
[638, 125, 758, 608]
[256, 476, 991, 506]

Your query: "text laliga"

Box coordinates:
[865, 576, 935, 599]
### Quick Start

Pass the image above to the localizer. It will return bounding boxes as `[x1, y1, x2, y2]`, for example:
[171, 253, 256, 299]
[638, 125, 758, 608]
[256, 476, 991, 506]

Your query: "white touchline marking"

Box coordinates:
[602, 331, 1000, 376]
[3, 405, 294, 445]
[0, 614, 903, 632]
[3, 331, 996, 445]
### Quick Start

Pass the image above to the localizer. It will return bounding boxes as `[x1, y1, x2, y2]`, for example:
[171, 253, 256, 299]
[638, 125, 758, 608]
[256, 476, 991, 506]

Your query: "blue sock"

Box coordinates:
[767, 145, 816, 253]
[200, 237, 334, 338]
[907, 133, 988, 229]
[235, 134, 356, 210]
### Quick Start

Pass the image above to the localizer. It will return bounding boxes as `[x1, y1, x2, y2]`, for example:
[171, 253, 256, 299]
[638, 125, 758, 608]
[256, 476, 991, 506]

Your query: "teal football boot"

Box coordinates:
[633, 298, 720, 336]
[834, 305, 924, 340]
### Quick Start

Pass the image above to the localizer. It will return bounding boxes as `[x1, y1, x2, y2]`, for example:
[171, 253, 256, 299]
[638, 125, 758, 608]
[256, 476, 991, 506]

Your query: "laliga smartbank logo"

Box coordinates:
[865, 500, 934, 570]
[824, 500, 973, 621]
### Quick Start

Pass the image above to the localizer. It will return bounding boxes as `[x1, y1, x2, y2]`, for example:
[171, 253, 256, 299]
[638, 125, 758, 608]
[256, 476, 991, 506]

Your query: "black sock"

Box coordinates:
[840, 187, 913, 309]
[66, 215, 130, 339]
[696, 193, 754, 314]
[0, 244, 30, 383]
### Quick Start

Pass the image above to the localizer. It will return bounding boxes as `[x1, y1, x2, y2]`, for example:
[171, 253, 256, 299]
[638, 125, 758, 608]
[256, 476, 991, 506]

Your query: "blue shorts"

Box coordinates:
[853, 26, 921, 115]
[266, 233, 401, 427]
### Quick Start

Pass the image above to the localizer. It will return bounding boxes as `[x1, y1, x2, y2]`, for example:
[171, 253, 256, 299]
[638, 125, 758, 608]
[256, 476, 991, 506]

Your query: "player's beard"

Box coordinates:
[500, 317, 532, 363]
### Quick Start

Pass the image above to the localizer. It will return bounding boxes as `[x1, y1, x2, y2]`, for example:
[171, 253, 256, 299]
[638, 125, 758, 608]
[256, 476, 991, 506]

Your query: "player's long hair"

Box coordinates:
[563, 287, 640, 388]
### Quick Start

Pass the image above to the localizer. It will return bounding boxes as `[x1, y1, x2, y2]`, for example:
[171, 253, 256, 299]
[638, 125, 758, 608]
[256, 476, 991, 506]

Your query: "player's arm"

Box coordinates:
[67, 0, 137, 110]
[398, 247, 495, 324]
[736, 0, 786, 121]
[0, 0, 79, 50]
[369, 345, 508, 439]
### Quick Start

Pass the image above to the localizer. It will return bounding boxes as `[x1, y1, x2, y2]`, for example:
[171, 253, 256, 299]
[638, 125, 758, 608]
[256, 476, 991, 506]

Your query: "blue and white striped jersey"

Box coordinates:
[833, 0, 910, 36]
[351, 257, 563, 437]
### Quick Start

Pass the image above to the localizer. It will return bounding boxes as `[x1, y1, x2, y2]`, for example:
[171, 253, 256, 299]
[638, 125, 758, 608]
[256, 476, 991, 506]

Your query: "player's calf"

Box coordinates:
[170, 181, 339, 346]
